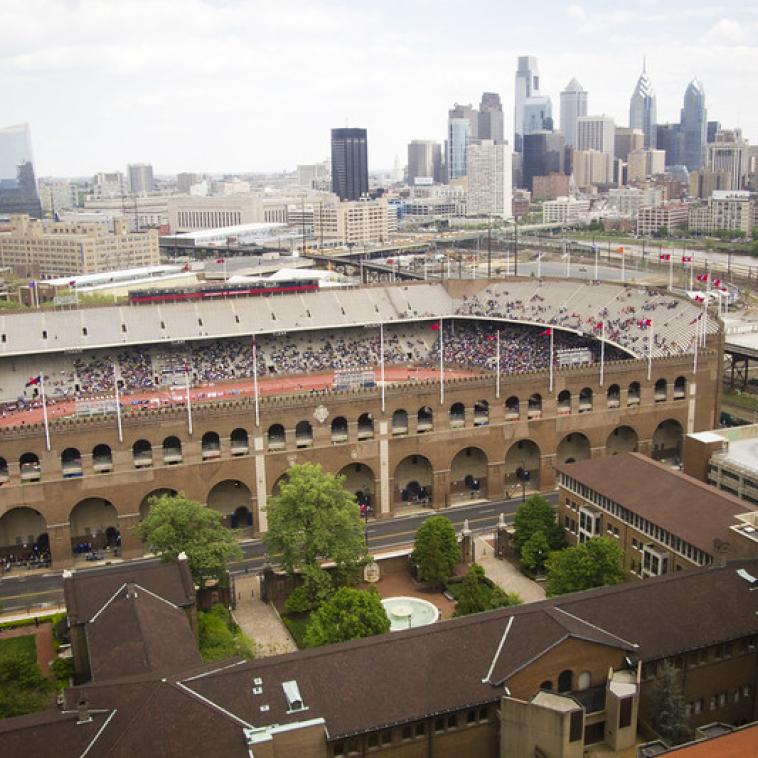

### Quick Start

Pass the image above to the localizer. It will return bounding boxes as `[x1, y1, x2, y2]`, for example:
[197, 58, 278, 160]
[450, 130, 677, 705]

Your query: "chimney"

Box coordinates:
[77, 697, 92, 724]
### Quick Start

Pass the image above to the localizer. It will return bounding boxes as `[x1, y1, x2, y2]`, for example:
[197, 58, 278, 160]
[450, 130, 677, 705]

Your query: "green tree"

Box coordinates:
[284, 565, 335, 614]
[136, 493, 242, 588]
[197, 604, 254, 661]
[265, 463, 368, 581]
[545, 537, 625, 596]
[0, 650, 52, 718]
[452, 564, 522, 617]
[513, 495, 564, 552]
[650, 662, 691, 746]
[521, 530, 550, 574]
[411, 515, 460, 588]
[304, 587, 390, 647]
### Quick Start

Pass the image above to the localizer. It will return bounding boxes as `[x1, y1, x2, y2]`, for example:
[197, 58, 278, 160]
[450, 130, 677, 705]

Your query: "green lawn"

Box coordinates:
[0, 633, 52, 718]
[0, 634, 36, 661]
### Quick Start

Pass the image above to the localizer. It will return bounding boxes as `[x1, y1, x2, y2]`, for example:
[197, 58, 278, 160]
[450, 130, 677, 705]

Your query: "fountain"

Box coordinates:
[381, 596, 440, 631]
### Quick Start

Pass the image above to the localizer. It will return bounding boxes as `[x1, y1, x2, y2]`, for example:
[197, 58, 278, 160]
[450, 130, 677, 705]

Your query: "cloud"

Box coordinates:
[701, 18, 757, 46]
[565, 4, 587, 22]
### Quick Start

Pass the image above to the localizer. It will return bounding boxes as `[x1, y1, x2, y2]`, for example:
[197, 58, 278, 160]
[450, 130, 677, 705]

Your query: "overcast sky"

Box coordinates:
[2, 0, 757, 178]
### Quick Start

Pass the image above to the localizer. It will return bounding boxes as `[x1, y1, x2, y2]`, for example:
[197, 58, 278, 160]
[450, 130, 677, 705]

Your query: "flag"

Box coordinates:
[486, 334, 496, 342]
[659, 254, 671, 261]
[183, 361, 190, 374]
[713, 278, 721, 288]
[696, 273, 708, 282]
[616, 246, 624, 254]
[540, 327, 552, 336]
[682, 255, 693, 263]
[637, 318, 652, 328]
[216, 257, 225, 264]
[69, 279, 76, 287]
[25, 375, 41, 388]
[694, 295, 705, 303]
[430, 322, 440, 331]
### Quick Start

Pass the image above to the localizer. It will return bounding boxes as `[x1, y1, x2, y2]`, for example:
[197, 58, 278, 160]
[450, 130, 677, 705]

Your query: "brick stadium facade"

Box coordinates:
[0, 353, 720, 568]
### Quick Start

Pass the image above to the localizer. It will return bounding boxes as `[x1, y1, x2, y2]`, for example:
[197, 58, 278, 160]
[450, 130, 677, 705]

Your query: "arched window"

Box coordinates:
[473, 400, 489, 426]
[540, 680, 553, 691]
[449, 402, 465, 428]
[267, 424, 286, 451]
[20, 452, 41, 482]
[579, 387, 593, 413]
[505, 396, 520, 419]
[673, 376, 686, 399]
[576, 672, 591, 691]
[61, 447, 83, 478]
[296, 420, 313, 448]
[0, 457, 8, 483]
[627, 381, 641, 406]
[528, 394, 542, 418]
[607, 384, 620, 408]
[331, 416, 348, 443]
[392, 409, 408, 435]
[92, 444, 112, 473]
[557, 390, 571, 414]
[132, 440, 152, 468]
[163, 436, 182, 464]
[201, 431, 221, 459]
[358, 413, 374, 440]
[417, 406, 433, 433]
[230, 428, 249, 455]
[654, 378, 667, 402]
[558, 669, 573, 693]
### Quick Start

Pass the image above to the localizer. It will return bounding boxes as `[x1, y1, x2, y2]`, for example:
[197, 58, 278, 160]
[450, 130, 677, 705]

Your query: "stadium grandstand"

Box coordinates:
[0, 278, 722, 568]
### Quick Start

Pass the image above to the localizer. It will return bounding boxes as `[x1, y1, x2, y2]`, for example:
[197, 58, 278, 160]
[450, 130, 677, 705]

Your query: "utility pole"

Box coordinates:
[514, 222, 519, 276]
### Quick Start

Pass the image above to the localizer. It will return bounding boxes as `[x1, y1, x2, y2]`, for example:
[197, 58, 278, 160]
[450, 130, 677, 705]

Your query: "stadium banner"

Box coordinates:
[75, 398, 119, 417]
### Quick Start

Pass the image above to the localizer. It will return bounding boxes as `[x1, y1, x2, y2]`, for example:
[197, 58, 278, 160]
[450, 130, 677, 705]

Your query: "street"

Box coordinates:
[0, 491, 557, 613]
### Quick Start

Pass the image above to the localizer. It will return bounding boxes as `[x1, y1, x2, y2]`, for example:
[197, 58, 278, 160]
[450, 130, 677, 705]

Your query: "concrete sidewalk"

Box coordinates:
[231, 575, 297, 658]
[474, 535, 546, 604]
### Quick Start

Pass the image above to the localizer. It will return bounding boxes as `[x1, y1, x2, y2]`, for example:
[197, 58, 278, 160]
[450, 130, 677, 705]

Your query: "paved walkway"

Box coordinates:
[231, 575, 297, 658]
[475, 535, 546, 604]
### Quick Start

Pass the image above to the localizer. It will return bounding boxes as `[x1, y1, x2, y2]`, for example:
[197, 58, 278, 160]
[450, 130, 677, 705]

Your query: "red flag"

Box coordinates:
[694, 295, 705, 302]
[540, 327, 552, 336]
[69, 279, 77, 287]
[659, 254, 671, 261]
[430, 322, 440, 331]
[637, 318, 652, 328]
[696, 273, 708, 282]
[616, 246, 625, 254]
[216, 257, 225, 264]
[682, 255, 692, 263]
[713, 278, 721, 288]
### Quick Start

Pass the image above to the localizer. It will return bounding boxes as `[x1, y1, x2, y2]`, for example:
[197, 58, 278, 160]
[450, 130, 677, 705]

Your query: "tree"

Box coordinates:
[284, 565, 335, 614]
[650, 662, 691, 746]
[521, 530, 550, 574]
[545, 537, 625, 597]
[513, 495, 564, 553]
[411, 515, 460, 588]
[265, 463, 368, 581]
[197, 604, 254, 661]
[136, 493, 242, 588]
[0, 649, 52, 718]
[304, 587, 390, 647]
[453, 564, 521, 617]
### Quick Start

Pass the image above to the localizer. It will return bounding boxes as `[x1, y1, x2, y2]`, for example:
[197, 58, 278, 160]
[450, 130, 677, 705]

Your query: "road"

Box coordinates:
[0, 492, 557, 613]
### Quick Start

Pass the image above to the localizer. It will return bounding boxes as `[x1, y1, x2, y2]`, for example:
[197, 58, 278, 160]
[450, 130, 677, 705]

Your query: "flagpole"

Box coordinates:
[693, 319, 699, 374]
[495, 329, 501, 399]
[185, 366, 193, 436]
[39, 372, 50, 452]
[600, 320, 605, 387]
[668, 255, 673, 291]
[113, 363, 123, 443]
[252, 337, 260, 427]
[621, 249, 625, 283]
[549, 329, 554, 393]
[439, 318, 444, 405]
[380, 322, 385, 413]
[537, 252, 542, 279]
[647, 320, 653, 382]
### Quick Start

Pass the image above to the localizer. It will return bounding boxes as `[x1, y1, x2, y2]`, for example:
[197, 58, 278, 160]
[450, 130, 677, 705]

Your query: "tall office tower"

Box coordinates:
[614, 128, 645, 162]
[522, 132, 565, 191]
[560, 78, 587, 148]
[466, 140, 512, 218]
[629, 61, 657, 149]
[707, 129, 750, 191]
[449, 103, 479, 141]
[707, 121, 721, 143]
[656, 124, 682, 167]
[0, 123, 42, 218]
[577, 115, 615, 181]
[127, 163, 155, 195]
[330, 128, 368, 201]
[680, 79, 707, 171]
[478, 92, 504, 143]
[176, 172, 202, 193]
[447, 117, 471, 181]
[407, 140, 443, 184]
[514, 56, 552, 151]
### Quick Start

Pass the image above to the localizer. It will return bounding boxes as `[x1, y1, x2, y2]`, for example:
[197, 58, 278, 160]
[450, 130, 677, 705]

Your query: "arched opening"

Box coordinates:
[540, 681, 553, 691]
[557, 389, 571, 415]
[504, 440, 541, 493]
[653, 419, 684, 461]
[0, 507, 49, 567]
[267, 423, 286, 451]
[450, 447, 489, 501]
[394, 455, 433, 506]
[417, 406, 433, 433]
[578, 387, 593, 413]
[207, 480, 254, 532]
[606, 384, 621, 409]
[558, 669, 573, 693]
[358, 413, 375, 440]
[392, 409, 408, 435]
[271, 472, 289, 497]
[674, 376, 686, 400]
[132, 439, 152, 468]
[139, 488, 178, 522]
[528, 393, 542, 419]
[61, 447, 83, 478]
[505, 396, 520, 420]
[295, 420, 313, 448]
[654, 378, 668, 402]
[92, 444, 113, 474]
[449, 402, 465, 428]
[627, 381, 641, 406]
[576, 672, 591, 691]
[338, 463, 376, 517]
[70, 498, 119, 558]
[163, 436, 182, 465]
[606, 426, 639, 455]
[331, 416, 348, 444]
[19, 452, 41, 482]
[556, 433, 591, 465]
[230, 428, 249, 455]
[473, 400, 489, 426]
[0, 457, 7, 483]
[201, 431, 221, 459]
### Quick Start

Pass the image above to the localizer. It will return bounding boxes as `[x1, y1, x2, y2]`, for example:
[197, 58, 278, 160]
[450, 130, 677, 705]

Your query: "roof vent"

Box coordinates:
[283, 680, 307, 713]
[260, 704, 269, 712]
[253, 677, 263, 686]
[253, 686, 263, 695]
[737, 568, 758, 588]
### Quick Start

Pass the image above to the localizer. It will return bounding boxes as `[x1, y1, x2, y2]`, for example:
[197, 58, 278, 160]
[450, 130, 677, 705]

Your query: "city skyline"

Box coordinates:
[1, 0, 757, 176]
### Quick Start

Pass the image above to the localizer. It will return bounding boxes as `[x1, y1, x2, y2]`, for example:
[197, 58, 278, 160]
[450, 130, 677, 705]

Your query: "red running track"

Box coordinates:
[0, 366, 479, 429]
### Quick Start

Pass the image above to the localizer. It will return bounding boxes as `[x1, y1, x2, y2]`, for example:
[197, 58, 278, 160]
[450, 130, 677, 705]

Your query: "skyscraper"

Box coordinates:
[707, 129, 749, 191]
[629, 61, 657, 149]
[656, 124, 682, 167]
[680, 79, 707, 171]
[331, 128, 368, 201]
[447, 108, 472, 182]
[577, 115, 615, 183]
[514, 56, 552, 152]
[407, 140, 443, 185]
[127, 163, 155, 195]
[522, 132, 565, 192]
[478, 92, 504, 143]
[0, 123, 42, 218]
[466, 140, 512, 219]
[560, 78, 587, 148]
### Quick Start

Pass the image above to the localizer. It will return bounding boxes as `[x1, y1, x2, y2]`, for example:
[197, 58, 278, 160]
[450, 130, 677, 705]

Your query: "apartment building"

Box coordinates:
[688, 191, 755, 236]
[636, 203, 689, 237]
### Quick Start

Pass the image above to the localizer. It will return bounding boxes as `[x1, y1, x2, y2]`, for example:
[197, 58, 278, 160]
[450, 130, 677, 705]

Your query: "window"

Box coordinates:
[619, 697, 633, 729]
[380, 730, 391, 746]
[447, 714, 457, 729]
[744, 685, 752, 698]
[415, 722, 426, 738]
[719, 693, 727, 707]
[467, 709, 476, 724]
[693, 699, 702, 714]
[333, 741, 345, 756]
[434, 718, 444, 733]
[478, 707, 489, 722]
[569, 711, 583, 742]
[709, 696, 717, 711]
[401, 725, 412, 741]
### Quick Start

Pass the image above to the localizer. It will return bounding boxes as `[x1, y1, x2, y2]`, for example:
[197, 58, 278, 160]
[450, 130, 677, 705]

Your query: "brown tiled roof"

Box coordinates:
[661, 723, 758, 756]
[554, 453, 752, 554]
[64, 558, 195, 625]
[86, 583, 202, 681]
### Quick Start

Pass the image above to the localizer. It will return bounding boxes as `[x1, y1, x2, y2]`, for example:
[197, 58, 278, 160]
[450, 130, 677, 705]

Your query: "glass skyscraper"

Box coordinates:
[629, 63, 657, 149]
[680, 79, 707, 171]
[331, 128, 369, 201]
[447, 118, 470, 181]
[0, 123, 42, 218]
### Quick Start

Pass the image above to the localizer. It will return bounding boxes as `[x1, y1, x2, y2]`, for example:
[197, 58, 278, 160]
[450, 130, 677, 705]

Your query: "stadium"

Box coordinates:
[0, 278, 722, 568]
